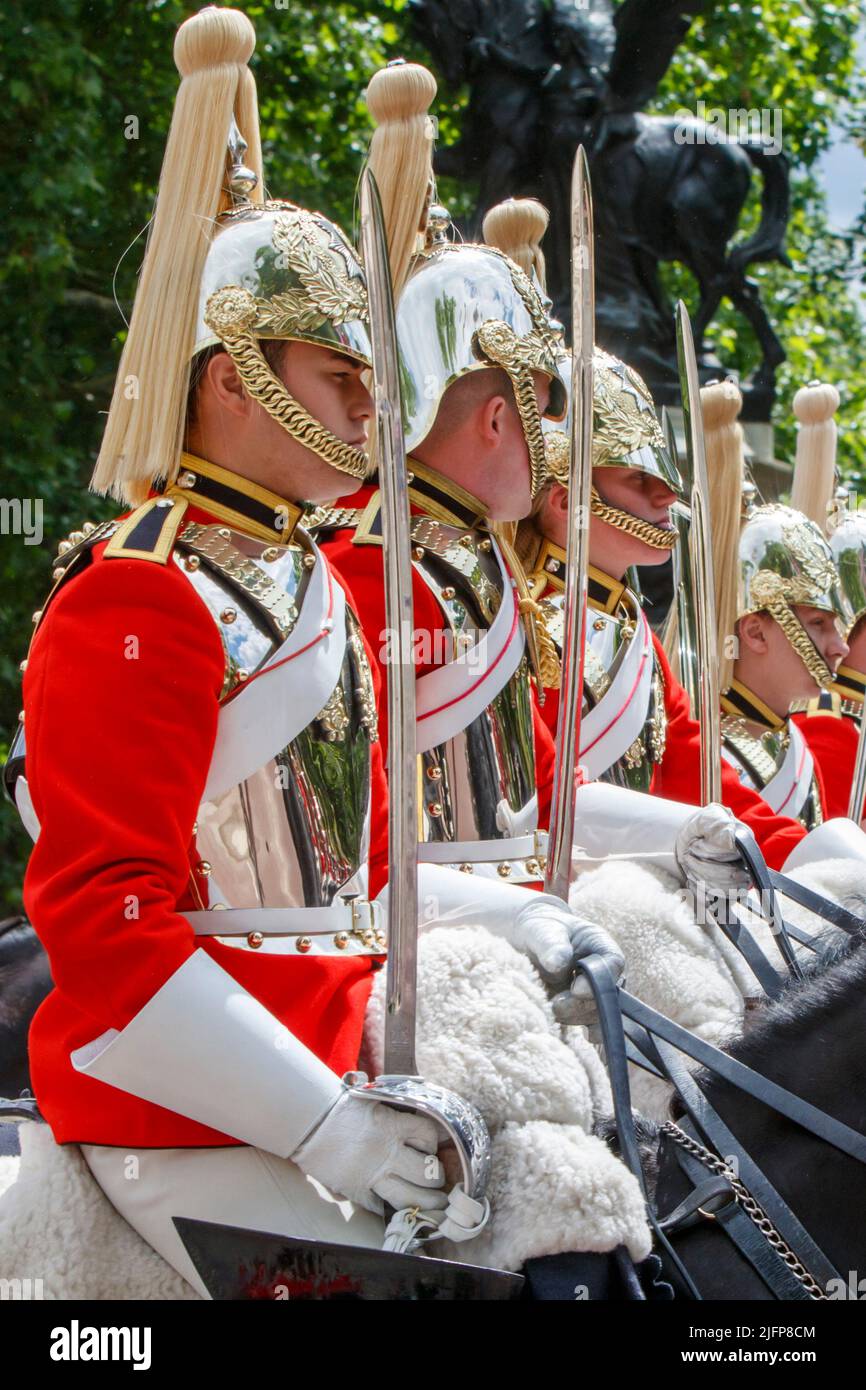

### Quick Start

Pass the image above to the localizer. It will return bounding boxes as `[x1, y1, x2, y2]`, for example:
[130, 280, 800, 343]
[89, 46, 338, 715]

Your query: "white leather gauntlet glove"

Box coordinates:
[293, 1091, 448, 1217]
[513, 900, 625, 1000]
[675, 803, 751, 900]
[392, 864, 622, 995]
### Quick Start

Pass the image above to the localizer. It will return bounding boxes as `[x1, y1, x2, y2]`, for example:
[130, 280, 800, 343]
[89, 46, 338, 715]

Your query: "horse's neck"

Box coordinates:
[694, 950, 866, 1273]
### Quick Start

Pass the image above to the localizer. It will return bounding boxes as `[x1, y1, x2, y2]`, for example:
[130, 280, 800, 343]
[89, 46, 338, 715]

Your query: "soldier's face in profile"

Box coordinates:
[189, 341, 373, 503]
[588, 466, 677, 575]
[248, 341, 373, 502]
[277, 341, 373, 451]
[737, 606, 849, 708]
[792, 605, 849, 677]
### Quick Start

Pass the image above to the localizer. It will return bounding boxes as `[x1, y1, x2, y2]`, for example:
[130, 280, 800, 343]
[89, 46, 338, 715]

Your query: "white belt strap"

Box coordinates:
[761, 722, 814, 819]
[418, 831, 548, 865]
[183, 901, 382, 937]
[579, 609, 654, 780]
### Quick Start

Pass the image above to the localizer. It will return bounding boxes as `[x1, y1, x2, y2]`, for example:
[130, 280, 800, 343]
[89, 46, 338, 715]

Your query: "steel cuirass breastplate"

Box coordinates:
[409, 520, 539, 860]
[539, 586, 666, 793]
[172, 522, 378, 912]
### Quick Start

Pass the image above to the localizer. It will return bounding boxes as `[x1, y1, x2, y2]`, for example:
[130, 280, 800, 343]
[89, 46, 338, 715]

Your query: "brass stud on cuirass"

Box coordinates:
[426, 766, 442, 780]
[334, 931, 349, 950]
[184, 555, 201, 572]
[497, 862, 512, 877]
[220, 608, 237, 624]
[247, 931, 264, 949]
[296, 936, 312, 953]
[413, 546, 425, 561]
[261, 547, 279, 562]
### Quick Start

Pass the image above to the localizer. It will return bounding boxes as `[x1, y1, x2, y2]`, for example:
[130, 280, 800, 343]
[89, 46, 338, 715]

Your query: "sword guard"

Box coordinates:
[343, 1071, 492, 1202]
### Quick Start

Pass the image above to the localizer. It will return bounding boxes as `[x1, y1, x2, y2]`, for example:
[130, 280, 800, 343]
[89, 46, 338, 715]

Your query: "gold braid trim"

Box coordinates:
[494, 525, 561, 690]
[590, 486, 678, 550]
[510, 364, 550, 501]
[219, 333, 369, 481]
[765, 599, 834, 689]
[474, 320, 551, 500]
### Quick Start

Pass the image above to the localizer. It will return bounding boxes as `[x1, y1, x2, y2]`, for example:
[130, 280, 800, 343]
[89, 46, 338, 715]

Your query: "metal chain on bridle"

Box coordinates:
[660, 1121, 828, 1301]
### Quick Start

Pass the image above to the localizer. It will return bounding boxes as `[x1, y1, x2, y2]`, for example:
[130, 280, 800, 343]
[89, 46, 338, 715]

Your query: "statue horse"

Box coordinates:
[411, 0, 790, 403]
[0, 916, 51, 1156]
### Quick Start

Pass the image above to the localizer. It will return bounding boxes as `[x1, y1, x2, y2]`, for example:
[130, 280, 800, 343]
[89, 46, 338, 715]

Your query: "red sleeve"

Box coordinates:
[649, 635, 805, 869]
[532, 693, 554, 828]
[22, 552, 225, 1032]
[537, 682, 560, 739]
[792, 711, 860, 820]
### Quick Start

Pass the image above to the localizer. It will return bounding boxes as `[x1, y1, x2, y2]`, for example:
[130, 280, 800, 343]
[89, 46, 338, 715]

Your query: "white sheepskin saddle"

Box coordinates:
[1, 854, 854, 1298]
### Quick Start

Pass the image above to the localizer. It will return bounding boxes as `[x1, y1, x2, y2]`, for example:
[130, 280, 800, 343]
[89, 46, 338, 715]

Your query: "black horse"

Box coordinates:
[646, 936, 866, 1299]
[0, 916, 51, 1155]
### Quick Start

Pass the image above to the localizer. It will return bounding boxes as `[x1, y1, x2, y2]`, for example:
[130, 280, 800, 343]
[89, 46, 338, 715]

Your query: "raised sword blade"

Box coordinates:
[173, 1218, 524, 1301]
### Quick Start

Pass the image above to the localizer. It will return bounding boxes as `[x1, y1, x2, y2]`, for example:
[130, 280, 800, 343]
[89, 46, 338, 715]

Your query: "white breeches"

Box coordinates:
[80, 1142, 384, 1299]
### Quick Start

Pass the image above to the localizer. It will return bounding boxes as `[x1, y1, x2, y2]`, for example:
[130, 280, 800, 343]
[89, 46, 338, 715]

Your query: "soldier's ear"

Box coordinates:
[738, 612, 769, 654]
[551, 483, 569, 516]
[478, 392, 509, 446]
[205, 350, 250, 420]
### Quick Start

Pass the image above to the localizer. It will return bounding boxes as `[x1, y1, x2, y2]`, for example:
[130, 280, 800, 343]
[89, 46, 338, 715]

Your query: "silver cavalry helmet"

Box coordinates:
[542, 346, 683, 549]
[739, 503, 845, 687]
[827, 493, 866, 637]
[396, 222, 567, 499]
[195, 199, 372, 481]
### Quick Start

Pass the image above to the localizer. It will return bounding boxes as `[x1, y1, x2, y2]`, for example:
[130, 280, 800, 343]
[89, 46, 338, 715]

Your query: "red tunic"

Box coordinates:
[530, 574, 806, 870]
[22, 502, 387, 1148]
[792, 707, 862, 821]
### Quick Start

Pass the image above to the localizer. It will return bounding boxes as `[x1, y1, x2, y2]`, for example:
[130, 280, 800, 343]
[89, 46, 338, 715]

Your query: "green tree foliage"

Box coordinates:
[2, 0, 864, 908]
[651, 1, 866, 478]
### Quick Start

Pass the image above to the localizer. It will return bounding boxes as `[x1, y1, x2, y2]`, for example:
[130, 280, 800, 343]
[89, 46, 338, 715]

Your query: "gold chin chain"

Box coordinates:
[474, 320, 552, 501]
[766, 599, 834, 689]
[590, 486, 678, 550]
[219, 333, 369, 481]
[509, 364, 550, 501]
[494, 526, 562, 690]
